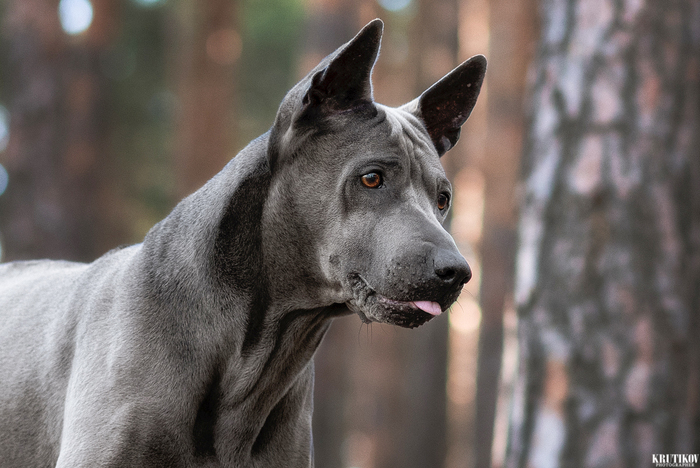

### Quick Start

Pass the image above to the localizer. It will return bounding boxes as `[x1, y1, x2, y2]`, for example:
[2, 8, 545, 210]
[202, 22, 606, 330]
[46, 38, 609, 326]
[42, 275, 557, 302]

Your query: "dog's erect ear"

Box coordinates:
[303, 19, 383, 111]
[404, 55, 486, 156]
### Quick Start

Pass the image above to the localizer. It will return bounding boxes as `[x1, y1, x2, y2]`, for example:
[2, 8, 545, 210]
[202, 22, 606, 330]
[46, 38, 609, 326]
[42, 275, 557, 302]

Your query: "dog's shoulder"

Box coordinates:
[0, 259, 85, 284]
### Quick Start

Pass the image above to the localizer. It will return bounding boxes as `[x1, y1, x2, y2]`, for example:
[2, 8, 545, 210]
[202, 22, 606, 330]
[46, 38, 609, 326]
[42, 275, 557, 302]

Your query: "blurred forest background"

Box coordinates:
[0, 0, 698, 467]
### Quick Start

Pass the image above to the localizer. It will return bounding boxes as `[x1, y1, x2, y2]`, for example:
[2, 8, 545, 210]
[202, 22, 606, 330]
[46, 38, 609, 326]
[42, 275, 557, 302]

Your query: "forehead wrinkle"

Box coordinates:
[382, 109, 419, 189]
[382, 106, 438, 162]
[381, 106, 443, 187]
[378, 107, 449, 224]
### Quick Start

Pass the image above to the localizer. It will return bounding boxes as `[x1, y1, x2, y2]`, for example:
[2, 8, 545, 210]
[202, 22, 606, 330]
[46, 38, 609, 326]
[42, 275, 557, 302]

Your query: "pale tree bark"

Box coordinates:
[508, 0, 700, 467]
[1, 0, 121, 261]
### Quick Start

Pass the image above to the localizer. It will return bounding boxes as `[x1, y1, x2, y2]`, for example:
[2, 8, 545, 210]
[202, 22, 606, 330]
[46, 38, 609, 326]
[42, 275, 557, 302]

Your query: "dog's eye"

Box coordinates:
[437, 193, 450, 211]
[361, 172, 383, 189]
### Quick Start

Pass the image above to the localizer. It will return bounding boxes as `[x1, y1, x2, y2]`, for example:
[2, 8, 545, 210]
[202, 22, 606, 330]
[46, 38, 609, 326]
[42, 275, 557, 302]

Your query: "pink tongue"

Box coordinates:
[411, 301, 442, 316]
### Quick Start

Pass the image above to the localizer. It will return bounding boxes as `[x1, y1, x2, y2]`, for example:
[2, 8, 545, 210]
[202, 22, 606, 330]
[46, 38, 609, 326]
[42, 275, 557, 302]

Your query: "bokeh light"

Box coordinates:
[378, 0, 412, 12]
[132, 0, 167, 7]
[0, 105, 9, 153]
[58, 0, 94, 35]
[0, 164, 8, 197]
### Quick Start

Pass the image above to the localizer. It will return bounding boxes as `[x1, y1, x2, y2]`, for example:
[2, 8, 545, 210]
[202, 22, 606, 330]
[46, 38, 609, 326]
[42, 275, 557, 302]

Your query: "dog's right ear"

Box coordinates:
[302, 19, 383, 112]
[403, 55, 486, 156]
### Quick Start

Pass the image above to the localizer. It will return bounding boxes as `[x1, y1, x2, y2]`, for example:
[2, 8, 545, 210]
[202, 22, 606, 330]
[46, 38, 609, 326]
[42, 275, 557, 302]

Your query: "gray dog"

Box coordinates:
[0, 19, 484, 467]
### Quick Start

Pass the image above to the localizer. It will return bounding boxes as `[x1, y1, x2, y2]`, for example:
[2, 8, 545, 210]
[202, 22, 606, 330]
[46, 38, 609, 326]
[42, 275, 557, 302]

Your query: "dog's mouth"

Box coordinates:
[345, 274, 449, 329]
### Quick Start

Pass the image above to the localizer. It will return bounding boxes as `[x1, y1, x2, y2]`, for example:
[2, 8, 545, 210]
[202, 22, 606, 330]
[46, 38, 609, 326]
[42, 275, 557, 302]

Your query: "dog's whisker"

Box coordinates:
[379, 323, 390, 337]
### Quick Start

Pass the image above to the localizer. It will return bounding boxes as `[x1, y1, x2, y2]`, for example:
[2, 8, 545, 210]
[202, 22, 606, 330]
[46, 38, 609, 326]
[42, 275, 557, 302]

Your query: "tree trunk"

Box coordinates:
[171, 0, 238, 199]
[383, 2, 461, 468]
[508, 0, 700, 467]
[303, 6, 361, 468]
[310, 3, 460, 467]
[1, 0, 120, 262]
[473, 0, 536, 466]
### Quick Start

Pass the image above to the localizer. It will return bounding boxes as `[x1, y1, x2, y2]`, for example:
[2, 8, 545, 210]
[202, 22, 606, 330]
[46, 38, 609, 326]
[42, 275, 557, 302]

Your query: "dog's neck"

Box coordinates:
[136, 132, 343, 405]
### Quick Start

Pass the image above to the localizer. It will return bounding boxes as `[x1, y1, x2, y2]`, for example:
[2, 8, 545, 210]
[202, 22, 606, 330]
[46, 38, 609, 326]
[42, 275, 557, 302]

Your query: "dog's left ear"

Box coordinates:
[303, 19, 383, 112]
[404, 55, 487, 156]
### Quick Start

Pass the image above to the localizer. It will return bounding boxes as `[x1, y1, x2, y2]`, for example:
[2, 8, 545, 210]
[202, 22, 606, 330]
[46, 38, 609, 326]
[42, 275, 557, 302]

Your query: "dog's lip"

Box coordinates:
[346, 273, 449, 328]
[379, 297, 443, 316]
[348, 274, 445, 314]
[411, 300, 443, 315]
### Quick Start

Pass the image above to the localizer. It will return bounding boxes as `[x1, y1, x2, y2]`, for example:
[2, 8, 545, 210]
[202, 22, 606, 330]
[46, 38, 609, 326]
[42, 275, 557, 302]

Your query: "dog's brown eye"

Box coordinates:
[437, 193, 449, 210]
[361, 172, 383, 188]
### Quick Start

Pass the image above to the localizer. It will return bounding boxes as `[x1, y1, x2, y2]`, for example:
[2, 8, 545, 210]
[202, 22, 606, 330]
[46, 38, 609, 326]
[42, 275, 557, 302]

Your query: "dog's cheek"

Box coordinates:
[320, 222, 377, 286]
[357, 218, 418, 293]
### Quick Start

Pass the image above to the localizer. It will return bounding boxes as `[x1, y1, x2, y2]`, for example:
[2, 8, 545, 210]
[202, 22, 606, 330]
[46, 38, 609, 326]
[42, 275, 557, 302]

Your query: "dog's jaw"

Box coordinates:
[345, 273, 451, 329]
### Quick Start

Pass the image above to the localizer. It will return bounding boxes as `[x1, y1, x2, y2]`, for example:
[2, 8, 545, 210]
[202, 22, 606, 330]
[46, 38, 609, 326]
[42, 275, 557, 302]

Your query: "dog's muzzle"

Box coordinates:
[345, 273, 466, 329]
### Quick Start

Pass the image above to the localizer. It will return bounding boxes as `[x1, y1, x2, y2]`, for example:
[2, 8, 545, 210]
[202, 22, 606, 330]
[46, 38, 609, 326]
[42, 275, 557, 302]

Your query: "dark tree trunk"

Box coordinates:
[171, 0, 238, 199]
[384, 2, 461, 468]
[304, 6, 361, 468]
[508, 0, 700, 466]
[311, 3, 461, 467]
[473, 0, 536, 466]
[1, 0, 120, 262]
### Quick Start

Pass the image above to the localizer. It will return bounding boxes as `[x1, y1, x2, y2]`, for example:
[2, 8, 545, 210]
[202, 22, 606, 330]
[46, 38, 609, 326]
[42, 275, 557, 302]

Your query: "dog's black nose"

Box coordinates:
[434, 252, 472, 287]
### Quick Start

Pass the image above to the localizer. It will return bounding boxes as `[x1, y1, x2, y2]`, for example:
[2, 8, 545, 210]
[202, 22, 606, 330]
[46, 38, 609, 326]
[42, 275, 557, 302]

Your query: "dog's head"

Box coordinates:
[265, 19, 485, 328]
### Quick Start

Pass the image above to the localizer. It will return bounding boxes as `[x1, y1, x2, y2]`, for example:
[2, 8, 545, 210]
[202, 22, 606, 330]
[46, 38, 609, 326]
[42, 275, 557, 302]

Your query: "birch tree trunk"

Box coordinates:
[508, 0, 700, 466]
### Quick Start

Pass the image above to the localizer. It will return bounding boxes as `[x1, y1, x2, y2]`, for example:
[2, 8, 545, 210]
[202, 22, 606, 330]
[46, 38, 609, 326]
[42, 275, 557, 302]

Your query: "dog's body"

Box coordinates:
[0, 20, 485, 467]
